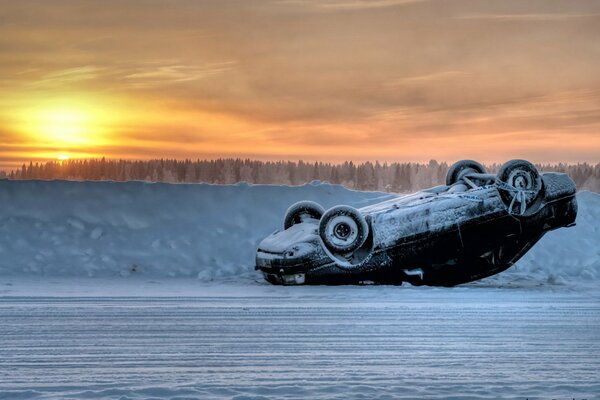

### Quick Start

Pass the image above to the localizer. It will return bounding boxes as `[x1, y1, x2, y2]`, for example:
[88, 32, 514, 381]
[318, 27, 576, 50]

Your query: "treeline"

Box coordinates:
[3, 158, 600, 193]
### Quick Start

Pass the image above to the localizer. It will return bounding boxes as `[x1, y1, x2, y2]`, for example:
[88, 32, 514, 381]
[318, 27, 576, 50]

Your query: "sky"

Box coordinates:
[1, 0, 599, 170]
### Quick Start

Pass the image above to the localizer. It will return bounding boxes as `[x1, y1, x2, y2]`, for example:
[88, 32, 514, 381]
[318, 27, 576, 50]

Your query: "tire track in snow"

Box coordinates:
[1, 292, 599, 399]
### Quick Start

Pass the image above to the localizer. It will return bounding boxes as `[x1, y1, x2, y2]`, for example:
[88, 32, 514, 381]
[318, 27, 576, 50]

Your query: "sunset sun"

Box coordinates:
[8, 96, 117, 161]
[28, 100, 112, 148]
[36, 106, 93, 145]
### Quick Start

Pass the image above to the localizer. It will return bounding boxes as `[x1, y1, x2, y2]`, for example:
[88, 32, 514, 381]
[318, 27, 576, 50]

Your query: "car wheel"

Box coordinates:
[319, 205, 369, 254]
[284, 200, 325, 229]
[496, 159, 543, 215]
[446, 160, 486, 186]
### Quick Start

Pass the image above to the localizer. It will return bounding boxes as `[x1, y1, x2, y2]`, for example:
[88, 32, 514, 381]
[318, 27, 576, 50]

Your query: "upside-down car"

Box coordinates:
[255, 159, 577, 286]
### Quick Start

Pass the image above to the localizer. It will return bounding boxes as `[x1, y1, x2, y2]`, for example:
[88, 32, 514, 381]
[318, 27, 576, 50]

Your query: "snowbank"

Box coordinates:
[0, 180, 598, 287]
[0, 180, 393, 281]
[497, 190, 600, 287]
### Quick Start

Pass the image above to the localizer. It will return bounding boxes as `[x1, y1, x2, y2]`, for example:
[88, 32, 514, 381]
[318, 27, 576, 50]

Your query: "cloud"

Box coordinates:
[458, 13, 600, 21]
[363, 89, 600, 145]
[0, 0, 599, 166]
[279, 0, 427, 11]
[31, 66, 104, 88]
[121, 62, 236, 89]
[388, 71, 469, 86]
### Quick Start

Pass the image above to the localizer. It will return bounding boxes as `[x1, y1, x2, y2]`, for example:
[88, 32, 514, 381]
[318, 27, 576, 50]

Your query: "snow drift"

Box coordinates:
[0, 180, 393, 281]
[0, 180, 598, 287]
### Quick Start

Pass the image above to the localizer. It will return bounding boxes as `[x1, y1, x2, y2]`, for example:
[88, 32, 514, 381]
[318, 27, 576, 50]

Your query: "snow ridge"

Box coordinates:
[0, 180, 597, 287]
[0, 180, 392, 281]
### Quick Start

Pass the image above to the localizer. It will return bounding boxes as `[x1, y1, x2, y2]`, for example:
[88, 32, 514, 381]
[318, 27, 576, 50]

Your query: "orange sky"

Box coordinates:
[1, 0, 600, 171]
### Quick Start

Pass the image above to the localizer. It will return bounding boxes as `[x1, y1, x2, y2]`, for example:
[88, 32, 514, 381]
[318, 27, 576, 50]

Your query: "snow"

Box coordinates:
[1, 180, 599, 399]
[0, 287, 599, 399]
[0, 179, 599, 288]
[0, 180, 393, 280]
[485, 190, 600, 289]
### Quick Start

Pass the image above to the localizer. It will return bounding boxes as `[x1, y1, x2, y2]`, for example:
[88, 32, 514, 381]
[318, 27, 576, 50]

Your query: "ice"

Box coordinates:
[0, 285, 598, 399]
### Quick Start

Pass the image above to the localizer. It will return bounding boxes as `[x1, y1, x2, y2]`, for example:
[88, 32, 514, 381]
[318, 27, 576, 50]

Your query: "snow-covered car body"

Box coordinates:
[255, 160, 577, 286]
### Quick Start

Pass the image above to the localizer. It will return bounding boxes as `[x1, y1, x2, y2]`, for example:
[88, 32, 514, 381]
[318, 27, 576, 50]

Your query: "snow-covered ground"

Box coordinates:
[0, 180, 392, 281]
[1, 286, 599, 399]
[1, 180, 599, 399]
[0, 180, 599, 288]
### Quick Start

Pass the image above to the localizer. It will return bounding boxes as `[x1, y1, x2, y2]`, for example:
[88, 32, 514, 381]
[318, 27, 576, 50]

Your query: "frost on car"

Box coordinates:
[255, 159, 578, 286]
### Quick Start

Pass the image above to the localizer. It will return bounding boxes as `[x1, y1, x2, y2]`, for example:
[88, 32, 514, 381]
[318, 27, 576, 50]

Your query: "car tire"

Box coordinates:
[496, 159, 543, 215]
[319, 205, 369, 254]
[284, 200, 325, 229]
[446, 160, 486, 186]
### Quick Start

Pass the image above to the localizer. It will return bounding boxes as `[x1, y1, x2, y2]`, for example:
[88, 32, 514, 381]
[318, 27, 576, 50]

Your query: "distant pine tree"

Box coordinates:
[5, 158, 599, 192]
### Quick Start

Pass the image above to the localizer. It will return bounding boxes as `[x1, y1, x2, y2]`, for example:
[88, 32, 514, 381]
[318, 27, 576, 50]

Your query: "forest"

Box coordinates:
[3, 158, 600, 193]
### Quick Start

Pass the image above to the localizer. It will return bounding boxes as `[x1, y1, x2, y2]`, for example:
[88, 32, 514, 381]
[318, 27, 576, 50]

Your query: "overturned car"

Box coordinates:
[255, 159, 577, 286]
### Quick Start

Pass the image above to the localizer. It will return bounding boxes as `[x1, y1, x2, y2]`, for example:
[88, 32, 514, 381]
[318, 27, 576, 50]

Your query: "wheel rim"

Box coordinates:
[508, 170, 531, 189]
[334, 222, 351, 239]
[325, 215, 359, 248]
[506, 169, 537, 204]
[496, 168, 540, 215]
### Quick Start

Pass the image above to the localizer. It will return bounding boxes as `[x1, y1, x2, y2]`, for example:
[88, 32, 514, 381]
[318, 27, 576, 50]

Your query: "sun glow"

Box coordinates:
[36, 106, 93, 145]
[12, 96, 116, 151]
